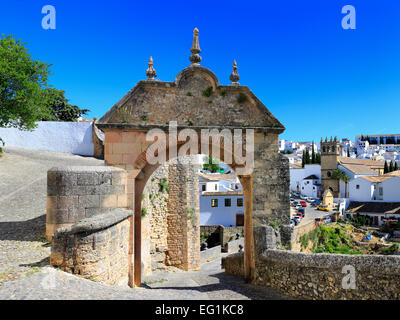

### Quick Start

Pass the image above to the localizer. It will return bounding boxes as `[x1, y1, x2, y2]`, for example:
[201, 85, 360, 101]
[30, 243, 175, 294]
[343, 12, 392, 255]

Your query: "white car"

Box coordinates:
[300, 195, 308, 200]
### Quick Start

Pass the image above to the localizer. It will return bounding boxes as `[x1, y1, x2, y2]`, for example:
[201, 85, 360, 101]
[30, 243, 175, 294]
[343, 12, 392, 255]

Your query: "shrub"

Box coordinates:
[202, 86, 213, 97]
[237, 93, 247, 104]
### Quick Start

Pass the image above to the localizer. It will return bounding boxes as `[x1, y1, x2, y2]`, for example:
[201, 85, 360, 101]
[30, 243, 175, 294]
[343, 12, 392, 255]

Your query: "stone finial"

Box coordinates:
[189, 28, 202, 64]
[146, 56, 157, 80]
[325, 137, 328, 142]
[229, 60, 240, 85]
[334, 136, 338, 142]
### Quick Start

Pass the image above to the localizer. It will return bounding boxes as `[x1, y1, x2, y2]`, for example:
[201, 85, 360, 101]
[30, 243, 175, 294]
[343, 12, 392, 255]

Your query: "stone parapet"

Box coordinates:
[50, 209, 132, 285]
[258, 250, 400, 300]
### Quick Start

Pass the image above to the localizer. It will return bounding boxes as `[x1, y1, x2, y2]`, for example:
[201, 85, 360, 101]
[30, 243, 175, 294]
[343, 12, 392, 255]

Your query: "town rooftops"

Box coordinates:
[201, 190, 243, 197]
[304, 174, 319, 180]
[346, 201, 400, 214]
[338, 156, 385, 175]
[360, 170, 400, 183]
[198, 172, 237, 182]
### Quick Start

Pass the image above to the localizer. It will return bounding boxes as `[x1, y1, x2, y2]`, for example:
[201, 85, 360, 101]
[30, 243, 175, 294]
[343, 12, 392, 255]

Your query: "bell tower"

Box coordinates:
[320, 136, 341, 197]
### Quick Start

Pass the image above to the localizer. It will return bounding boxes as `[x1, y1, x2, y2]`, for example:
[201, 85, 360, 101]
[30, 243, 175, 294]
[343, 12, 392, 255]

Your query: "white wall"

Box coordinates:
[348, 178, 373, 201]
[0, 121, 94, 156]
[382, 177, 400, 202]
[200, 195, 244, 227]
[290, 164, 321, 192]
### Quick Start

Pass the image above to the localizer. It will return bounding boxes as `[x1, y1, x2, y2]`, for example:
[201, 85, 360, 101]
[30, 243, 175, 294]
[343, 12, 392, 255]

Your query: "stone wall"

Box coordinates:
[166, 157, 200, 271]
[46, 166, 128, 241]
[222, 252, 244, 276]
[224, 249, 400, 300]
[141, 156, 200, 271]
[50, 209, 132, 285]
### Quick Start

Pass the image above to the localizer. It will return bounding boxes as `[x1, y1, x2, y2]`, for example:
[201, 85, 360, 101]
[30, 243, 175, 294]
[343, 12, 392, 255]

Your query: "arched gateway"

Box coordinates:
[48, 28, 290, 288]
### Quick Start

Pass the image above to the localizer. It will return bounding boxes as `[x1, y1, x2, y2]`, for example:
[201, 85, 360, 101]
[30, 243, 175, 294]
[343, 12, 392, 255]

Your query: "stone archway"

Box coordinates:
[96, 29, 290, 287]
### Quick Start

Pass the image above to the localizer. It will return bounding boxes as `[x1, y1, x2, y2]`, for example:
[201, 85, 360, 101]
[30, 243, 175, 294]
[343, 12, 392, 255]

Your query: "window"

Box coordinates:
[356, 185, 360, 189]
[379, 187, 383, 196]
[202, 185, 206, 191]
[225, 198, 231, 207]
[211, 199, 218, 207]
[237, 198, 243, 207]
[214, 184, 217, 191]
[327, 171, 331, 178]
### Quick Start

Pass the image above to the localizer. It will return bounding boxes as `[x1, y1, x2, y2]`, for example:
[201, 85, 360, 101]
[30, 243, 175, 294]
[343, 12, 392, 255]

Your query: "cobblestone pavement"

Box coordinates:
[0, 147, 289, 300]
[0, 148, 104, 286]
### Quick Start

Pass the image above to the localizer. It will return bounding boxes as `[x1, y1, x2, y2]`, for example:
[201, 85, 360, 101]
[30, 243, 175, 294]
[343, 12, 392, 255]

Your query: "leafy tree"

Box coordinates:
[347, 148, 350, 157]
[202, 156, 223, 173]
[395, 162, 399, 172]
[384, 161, 389, 174]
[332, 169, 350, 197]
[301, 150, 305, 168]
[389, 160, 394, 173]
[41, 88, 89, 122]
[0, 34, 52, 131]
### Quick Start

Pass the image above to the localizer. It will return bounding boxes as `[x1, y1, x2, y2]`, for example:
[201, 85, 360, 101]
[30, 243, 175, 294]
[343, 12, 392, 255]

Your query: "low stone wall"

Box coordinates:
[225, 238, 244, 253]
[50, 209, 132, 285]
[200, 225, 244, 250]
[223, 248, 400, 299]
[46, 166, 127, 241]
[260, 250, 400, 299]
[222, 252, 244, 276]
[200, 245, 221, 263]
[291, 220, 316, 252]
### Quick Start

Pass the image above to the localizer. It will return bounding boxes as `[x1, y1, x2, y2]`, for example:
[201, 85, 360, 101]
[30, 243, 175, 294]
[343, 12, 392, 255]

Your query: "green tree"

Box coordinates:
[316, 152, 321, 164]
[389, 160, 394, 172]
[41, 88, 89, 121]
[0, 34, 51, 131]
[332, 169, 350, 197]
[202, 156, 223, 173]
[347, 148, 350, 157]
[395, 162, 399, 172]
[384, 161, 389, 174]
[305, 147, 311, 165]
[311, 142, 316, 164]
[301, 150, 306, 168]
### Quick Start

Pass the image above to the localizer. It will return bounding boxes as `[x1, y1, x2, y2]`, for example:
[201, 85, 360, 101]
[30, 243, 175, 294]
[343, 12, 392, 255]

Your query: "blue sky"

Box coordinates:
[1, 0, 399, 142]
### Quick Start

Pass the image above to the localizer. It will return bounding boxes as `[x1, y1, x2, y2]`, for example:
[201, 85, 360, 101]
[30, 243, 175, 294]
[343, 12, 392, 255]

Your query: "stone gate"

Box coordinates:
[47, 28, 290, 287]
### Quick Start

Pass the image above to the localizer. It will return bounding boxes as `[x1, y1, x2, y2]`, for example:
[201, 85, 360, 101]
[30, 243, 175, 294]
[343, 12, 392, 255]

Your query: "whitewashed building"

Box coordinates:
[198, 172, 244, 227]
[290, 164, 322, 197]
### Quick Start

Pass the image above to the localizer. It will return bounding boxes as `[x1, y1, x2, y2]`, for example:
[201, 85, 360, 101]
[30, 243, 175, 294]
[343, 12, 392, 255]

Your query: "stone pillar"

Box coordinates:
[166, 158, 200, 271]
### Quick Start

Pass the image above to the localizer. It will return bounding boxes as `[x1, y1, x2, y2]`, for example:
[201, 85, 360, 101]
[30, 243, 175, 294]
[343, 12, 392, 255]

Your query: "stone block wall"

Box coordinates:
[166, 157, 200, 271]
[224, 249, 400, 300]
[50, 209, 132, 285]
[140, 156, 200, 272]
[222, 252, 244, 276]
[46, 166, 128, 241]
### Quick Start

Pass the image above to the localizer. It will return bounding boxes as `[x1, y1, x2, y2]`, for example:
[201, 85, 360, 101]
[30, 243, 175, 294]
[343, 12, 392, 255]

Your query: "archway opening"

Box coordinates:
[133, 153, 252, 287]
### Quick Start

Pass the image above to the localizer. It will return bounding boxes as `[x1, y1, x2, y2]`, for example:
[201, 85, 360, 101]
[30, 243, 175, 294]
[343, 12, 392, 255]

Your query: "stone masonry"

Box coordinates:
[46, 166, 128, 241]
[51, 209, 132, 285]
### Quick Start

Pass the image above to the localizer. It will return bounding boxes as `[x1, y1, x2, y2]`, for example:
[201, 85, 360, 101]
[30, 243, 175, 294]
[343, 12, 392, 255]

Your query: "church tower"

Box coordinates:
[320, 136, 341, 197]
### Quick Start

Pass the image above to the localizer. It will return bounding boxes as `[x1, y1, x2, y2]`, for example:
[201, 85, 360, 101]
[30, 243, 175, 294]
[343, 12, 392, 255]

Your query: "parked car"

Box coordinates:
[300, 201, 307, 207]
[300, 195, 307, 200]
[315, 217, 325, 226]
[306, 197, 314, 203]
[297, 208, 305, 215]
[293, 201, 299, 206]
[324, 216, 332, 224]
[296, 213, 304, 219]
[317, 205, 329, 212]
[294, 216, 301, 224]
[289, 219, 296, 227]
[290, 197, 295, 202]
